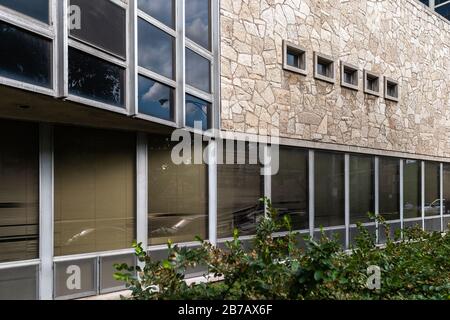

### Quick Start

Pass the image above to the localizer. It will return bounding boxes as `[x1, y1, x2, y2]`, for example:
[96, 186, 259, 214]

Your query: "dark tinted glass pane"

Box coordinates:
[185, 0, 210, 50]
[138, 75, 174, 121]
[68, 48, 125, 108]
[379, 157, 400, 220]
[70, 0, 126, 58]
[138, 18, 174, 79]
[0, 120, 39, 263]
[403, 160, 421, 219]
[218, 142, 263, 238]
[185, 94, 210, 130]
[54, 126, 136, 256]
[287, 51, 299, 68]
[148, 135, 208, 245]
[444, 164, 450, 216]
[0, 21, 52, 88]
[315, 151, 345, 227]
[350, 155, 374, 224]
[138, 0, 174, 28]
[425, 162, 440, 217]
[435, 0, 447, 6]
[419, 0, 429, 5]
[0, 0, 49, 23]
[272, 147, 308, 231]
[436, 3, 450, 21]
[186, 49, 211, 93]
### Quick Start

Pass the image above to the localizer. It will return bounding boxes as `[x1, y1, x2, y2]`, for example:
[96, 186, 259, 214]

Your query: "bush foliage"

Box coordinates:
[115, 198, 450, 300]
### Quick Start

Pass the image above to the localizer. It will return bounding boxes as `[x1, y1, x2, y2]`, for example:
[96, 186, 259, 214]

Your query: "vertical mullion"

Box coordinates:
[421, 161, 425, 230]
[345, 154, 350, 249]
[208, 139, 218, 246]
[440, 163, 444, 232]
[39, 124, 54, 300]
[308, 150, 315, 237]
[129, 0, 138, 115]
[400, 159, 404, 237]
[136, 133, 148, 254]
[374, 156, 380, 243]
[211, 0, 220, 130]
[264, 145, 272, 216]
[56, 0, 68, 97]
[176, 0, 186, 127]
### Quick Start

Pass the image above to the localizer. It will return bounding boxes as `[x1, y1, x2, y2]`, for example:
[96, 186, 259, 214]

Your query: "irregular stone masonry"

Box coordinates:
[220, 0, 450, 158]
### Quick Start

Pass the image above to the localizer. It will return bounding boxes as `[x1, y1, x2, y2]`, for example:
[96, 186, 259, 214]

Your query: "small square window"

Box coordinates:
[364, 70, 381, 97]
[340, 62, 359, 91]
[384, 77, 399, 102]
[282, 40, 307, 76]
[314, 52, 335, 84]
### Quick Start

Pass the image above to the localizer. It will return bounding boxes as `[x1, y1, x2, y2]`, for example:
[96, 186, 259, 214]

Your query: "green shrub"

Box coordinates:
[115, 198, 450, 300]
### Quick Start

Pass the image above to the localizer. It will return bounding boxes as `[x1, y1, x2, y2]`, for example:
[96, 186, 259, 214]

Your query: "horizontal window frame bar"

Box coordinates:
[137, 10, 177, 38]
[186, 38, 213, 61]
[186, 84, 213, 103]
[0, 76, 55, 96]
[138, 67, 176, 88]
[133, 113, 178, 128]
[53, 248, 135, 263]
[0, 259, 40, 270]
[0, 7, 54, 38]
[68, 40, 128, 68]
[64, 94, 129, 115]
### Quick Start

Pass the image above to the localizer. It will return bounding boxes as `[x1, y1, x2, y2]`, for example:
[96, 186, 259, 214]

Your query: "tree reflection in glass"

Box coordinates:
[68, 48, 125, 108]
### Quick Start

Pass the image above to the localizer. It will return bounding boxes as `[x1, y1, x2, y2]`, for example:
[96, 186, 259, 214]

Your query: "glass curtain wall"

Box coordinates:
[54, 126, 136, 256]
[349, 155, 375, 224]
[403, 160, 421, 219]
[147, 134, 208, 245]
[217, 142, 263, 238]
[0, 120, 39, 263]
[271, 147, 308, 231]
[314, 151, 345, 227]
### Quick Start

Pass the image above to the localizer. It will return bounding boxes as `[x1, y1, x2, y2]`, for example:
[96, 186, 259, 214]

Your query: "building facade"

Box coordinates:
[0, 0, 449, 300]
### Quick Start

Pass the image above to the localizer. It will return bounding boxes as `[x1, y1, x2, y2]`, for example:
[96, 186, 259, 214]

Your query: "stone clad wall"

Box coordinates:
[220, 0, 450, 157]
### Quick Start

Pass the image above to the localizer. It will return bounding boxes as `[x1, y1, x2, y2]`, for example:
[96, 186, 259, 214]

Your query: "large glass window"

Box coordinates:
[271, 147, 308, 231]
[425, 162, 440, 217]
[350, 155, 374, 224]
[218, 142, 263, 238]
[138, 0, 175, 29]
[185, 94, 210, 130]
[314, 151, 345, 228]
[0, 21, 52, 88]
[54, 126, 136, 256]
[138, 75, 174, 121]
[138, 18, 175, 80]
[69, 0, 126, 59]
[186, 49, 211, 93]
[403, 160, 421, 219]
[379, 157, 400, 221]
[185, 0, 211, 50]
[0, 120, 39, 263]
[0, 0, 49, 23]
[68, 48, 125, 108]
[148, 135, 208, 245]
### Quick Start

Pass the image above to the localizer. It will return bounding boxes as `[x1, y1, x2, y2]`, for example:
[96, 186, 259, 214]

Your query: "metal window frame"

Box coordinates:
[0, 0, 57, 96]
[65, 0, 131, 114]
